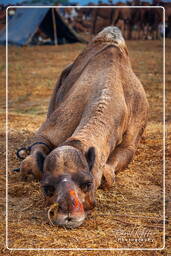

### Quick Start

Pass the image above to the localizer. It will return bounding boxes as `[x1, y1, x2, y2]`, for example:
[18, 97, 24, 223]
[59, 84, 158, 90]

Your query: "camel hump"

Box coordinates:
[93, 26, 126, 48]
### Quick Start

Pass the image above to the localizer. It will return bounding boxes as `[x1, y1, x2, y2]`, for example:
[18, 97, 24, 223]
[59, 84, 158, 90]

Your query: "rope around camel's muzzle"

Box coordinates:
[47, 203, 58, 226]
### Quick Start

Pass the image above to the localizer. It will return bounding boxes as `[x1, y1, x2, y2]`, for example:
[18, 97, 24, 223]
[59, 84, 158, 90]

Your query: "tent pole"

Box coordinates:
[52, 8, 58, 45]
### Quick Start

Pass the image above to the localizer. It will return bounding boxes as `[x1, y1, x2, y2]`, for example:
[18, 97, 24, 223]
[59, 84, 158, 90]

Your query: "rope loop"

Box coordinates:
[16, 142, 52, 160]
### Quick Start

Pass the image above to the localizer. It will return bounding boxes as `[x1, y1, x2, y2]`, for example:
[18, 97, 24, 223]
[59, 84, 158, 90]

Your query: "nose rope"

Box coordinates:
[47, 203, 58, 226]
[47, 190, 84, 226]
[16, 142, 52, 160]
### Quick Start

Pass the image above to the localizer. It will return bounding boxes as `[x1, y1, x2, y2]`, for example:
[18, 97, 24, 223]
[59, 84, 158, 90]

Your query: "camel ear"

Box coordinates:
[36, 152, 45, 173]
[85, 147, 95, 172]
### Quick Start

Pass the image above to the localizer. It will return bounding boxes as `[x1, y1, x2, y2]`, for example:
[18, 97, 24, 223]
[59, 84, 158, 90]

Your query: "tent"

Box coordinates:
[0, 7, 87, 45]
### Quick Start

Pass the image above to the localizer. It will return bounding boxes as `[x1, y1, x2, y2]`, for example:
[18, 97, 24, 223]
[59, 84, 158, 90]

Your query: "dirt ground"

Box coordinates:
[0, 39, 171, 256]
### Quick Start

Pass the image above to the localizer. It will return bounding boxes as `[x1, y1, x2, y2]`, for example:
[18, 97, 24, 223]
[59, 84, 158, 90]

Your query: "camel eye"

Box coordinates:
[43, 185, 55, 197]
[80, 181, 92, 192]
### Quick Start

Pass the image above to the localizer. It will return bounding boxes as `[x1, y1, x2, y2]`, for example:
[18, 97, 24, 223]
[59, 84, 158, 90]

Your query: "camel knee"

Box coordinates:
[103, 163, 116, 188]
[107, 145, 135, 174]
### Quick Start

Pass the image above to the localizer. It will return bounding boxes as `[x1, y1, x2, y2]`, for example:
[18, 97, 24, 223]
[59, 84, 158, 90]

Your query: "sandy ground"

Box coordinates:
[0, 39, 170, 256]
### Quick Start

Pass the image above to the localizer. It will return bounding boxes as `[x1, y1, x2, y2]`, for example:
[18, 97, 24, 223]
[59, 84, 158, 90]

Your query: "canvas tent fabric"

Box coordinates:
[0, 7, 87, 46]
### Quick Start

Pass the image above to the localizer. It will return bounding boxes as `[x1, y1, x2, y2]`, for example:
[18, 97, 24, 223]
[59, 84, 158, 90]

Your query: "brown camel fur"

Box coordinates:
[16, 27, 148, 228]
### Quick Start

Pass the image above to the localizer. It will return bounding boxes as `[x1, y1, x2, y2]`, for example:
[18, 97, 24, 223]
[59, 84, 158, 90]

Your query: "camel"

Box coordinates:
[15, 27, 148, 228]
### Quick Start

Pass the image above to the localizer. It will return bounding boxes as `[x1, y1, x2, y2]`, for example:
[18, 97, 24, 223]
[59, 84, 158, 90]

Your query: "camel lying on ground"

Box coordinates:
[15, 26, 148, 228]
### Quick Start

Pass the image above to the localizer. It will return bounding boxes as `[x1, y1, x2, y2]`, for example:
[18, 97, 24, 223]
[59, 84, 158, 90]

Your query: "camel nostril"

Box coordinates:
[65, 216, 73, 222]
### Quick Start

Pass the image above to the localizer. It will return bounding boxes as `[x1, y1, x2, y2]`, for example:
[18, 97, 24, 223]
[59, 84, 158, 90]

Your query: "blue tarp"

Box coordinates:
[0, 8, 49, 45]
[1, 0, 25, 5]
[0, 7, 86, 46]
